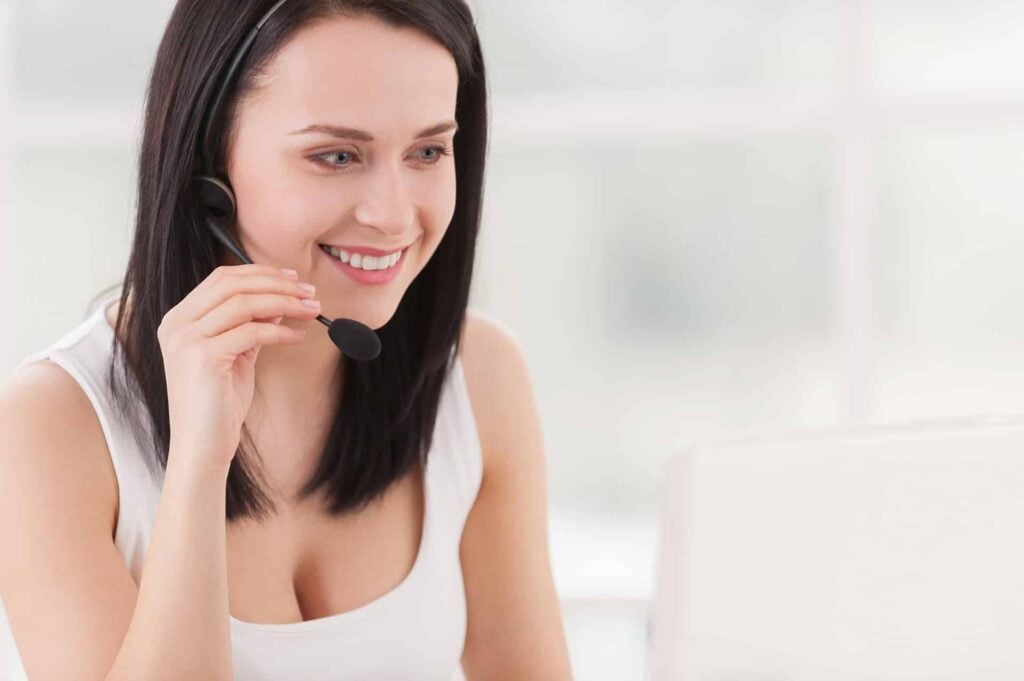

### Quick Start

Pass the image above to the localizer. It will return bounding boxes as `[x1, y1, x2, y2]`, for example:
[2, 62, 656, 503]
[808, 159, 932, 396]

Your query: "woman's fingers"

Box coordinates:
[194, 293, 320, 338]
[164, 264, 315, 327]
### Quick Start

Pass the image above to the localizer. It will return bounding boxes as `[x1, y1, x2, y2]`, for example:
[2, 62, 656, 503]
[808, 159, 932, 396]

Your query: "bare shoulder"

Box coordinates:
[457, 309, 537, 475]
[0, 360, 119, 536]
[0, 362, 138, 679]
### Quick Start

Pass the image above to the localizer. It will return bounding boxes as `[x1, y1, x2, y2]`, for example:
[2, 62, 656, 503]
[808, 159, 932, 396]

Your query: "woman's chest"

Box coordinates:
[225, 463, 425, 625]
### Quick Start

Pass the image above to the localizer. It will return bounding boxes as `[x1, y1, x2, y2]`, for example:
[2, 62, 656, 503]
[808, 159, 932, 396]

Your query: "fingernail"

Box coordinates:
[280, 268, 298, 278]
[297, 282, 316, 294]
[301, 298, 321, 309]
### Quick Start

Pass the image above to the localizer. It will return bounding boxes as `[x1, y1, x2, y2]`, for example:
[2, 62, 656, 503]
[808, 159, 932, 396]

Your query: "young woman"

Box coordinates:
[0, 1, 573, 679]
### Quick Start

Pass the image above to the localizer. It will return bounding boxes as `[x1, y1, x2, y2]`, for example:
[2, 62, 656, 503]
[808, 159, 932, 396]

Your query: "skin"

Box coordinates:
[217, 13, 573, 679]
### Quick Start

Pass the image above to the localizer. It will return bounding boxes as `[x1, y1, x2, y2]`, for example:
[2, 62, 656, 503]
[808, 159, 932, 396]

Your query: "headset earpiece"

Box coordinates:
[195, 175, 237, 220]
[194, 176, 249, 264]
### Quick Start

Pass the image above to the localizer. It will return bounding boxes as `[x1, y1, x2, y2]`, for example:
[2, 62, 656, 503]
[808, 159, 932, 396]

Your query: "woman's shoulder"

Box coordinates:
[0, 359, 120, 538]
[457, 310, 536, 477]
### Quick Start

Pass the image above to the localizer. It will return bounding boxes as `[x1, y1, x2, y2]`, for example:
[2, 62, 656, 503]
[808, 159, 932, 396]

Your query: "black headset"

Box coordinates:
[193, 0, 381, 361]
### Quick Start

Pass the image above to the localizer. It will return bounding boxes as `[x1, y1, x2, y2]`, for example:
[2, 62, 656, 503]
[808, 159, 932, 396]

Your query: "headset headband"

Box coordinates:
[199, 0, 292, 176]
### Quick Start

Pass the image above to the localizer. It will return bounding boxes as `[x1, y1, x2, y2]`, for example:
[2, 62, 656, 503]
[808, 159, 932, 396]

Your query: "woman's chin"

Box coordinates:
[324, 300, 400, 332]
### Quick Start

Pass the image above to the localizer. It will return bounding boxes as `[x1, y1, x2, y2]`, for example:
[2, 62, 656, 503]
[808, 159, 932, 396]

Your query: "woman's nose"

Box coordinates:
[352, 164, 415, 236]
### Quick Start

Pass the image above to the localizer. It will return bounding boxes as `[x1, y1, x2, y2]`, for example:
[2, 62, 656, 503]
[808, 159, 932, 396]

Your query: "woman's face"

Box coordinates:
[226, 14, 460, 330]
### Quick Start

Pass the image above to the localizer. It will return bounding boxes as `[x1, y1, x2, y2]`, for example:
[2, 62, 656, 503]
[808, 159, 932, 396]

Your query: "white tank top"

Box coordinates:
[1, 291, 482, 681]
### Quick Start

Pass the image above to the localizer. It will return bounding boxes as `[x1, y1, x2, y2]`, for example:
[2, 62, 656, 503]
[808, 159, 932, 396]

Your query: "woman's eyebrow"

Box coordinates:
[289, 120, 458, 141]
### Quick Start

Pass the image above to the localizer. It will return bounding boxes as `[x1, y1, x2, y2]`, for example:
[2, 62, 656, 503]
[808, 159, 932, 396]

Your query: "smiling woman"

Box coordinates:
[0, 1, 572, 680]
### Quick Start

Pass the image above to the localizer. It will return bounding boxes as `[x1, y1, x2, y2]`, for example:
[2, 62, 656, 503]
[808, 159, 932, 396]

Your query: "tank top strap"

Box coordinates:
[440, 349, 484, 520]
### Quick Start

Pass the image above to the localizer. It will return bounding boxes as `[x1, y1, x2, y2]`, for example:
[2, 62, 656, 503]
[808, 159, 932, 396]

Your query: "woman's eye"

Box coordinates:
[314, 150, 358, 168]
[423, 145, 454, 163]
[417, 146, 449, 162]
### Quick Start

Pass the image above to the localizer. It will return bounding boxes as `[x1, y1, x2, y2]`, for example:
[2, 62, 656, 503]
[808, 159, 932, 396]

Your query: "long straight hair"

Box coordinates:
[97, 0, 487, 522]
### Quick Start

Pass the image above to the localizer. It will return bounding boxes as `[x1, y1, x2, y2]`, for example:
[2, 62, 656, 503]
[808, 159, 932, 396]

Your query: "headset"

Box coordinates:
[193, 0, 381, 361]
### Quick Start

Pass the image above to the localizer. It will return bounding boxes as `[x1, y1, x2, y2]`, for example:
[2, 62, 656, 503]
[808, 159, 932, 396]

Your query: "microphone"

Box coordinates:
[206, 216, 382, 361]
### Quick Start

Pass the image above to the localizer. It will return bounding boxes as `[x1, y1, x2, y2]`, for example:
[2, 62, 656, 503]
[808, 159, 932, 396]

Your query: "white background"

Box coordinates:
[4, 1, 1024, 678]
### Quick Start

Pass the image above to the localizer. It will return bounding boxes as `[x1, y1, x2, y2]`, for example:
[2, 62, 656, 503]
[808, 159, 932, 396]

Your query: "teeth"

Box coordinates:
[329, 246, 349, 263]
[321, 245, 401, 270]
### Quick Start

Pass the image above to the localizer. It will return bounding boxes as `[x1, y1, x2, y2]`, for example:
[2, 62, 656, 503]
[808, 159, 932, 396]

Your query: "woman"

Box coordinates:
[0, 1, 573, 679]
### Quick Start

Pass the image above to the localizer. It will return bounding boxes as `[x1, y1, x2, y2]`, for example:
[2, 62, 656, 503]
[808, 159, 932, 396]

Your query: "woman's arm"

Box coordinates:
[105, 445, 233, 681]
[0, 361, 233, 681]
[458, 313, 574, 680]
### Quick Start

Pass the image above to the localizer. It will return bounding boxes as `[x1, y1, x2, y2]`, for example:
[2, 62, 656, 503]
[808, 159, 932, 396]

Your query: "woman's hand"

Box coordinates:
[157, 264, 321, 472]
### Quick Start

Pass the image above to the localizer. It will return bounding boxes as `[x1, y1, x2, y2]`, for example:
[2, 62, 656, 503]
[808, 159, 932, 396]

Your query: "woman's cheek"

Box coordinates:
[431, 171, 458, 231]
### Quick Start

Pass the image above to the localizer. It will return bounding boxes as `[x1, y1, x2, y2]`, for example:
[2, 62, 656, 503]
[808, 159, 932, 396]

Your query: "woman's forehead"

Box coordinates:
[252, 15, 459, 120]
